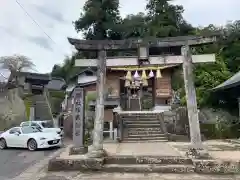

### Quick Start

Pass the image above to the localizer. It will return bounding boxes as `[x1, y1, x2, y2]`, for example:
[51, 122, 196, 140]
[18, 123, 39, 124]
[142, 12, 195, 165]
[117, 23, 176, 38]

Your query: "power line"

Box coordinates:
[15, 0, 57, 45]
[15, 0, 69, 56]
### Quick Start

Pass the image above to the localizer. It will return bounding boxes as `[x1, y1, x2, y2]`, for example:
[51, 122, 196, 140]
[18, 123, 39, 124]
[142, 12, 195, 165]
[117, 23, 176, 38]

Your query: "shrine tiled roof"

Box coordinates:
[213, 71, 240, 90]
[68, 67, 97, 81]
[46, 77, 66, 90]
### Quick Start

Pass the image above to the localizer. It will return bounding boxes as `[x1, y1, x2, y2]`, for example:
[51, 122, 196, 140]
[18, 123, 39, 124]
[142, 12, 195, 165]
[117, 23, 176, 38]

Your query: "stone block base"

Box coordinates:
[69, 146, 88, 155]
[103, 164, 195, 173]
[87, 148, 108, 158]
[194, 160, 240, 174]
[104, 156, 193, 165]
[48, 157, 104, 171]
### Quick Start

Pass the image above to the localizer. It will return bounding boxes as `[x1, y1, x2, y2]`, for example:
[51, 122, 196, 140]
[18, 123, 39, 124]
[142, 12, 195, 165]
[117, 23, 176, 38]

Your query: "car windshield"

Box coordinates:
[21, 126, 41, 134]
[41, 121, 54, 128]
[21, 122, 30, 126]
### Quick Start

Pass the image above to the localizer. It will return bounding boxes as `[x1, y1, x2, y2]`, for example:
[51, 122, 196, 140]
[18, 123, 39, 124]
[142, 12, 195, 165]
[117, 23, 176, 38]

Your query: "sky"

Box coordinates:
[0, 0, 239, 75]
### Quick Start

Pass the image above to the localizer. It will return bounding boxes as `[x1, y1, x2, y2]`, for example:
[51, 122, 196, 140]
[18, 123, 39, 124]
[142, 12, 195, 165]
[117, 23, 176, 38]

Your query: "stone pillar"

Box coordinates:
[88, 49, 106, 158]
[109, 121, 113, 140]
[181, 45, 203, 150]
[113, 128, 118, 142]
[69, 87, 88, 155]
[238, 97, 240, 121]
[29, 107, 35, 121]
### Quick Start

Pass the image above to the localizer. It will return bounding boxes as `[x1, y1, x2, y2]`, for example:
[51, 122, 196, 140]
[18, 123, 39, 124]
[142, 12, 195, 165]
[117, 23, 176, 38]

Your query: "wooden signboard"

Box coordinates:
[156, 88, 171, 97]
[155, 77, 171, 97]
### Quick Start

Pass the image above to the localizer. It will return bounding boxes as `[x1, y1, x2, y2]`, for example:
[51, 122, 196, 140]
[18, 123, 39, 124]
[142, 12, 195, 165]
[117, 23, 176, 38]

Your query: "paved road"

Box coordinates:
[0, 147, 58, 180]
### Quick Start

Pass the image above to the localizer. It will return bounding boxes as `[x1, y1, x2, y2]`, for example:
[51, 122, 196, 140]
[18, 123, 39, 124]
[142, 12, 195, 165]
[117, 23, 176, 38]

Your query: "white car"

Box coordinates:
[0, 126, 62, 151]
[20, 121, 63, 136]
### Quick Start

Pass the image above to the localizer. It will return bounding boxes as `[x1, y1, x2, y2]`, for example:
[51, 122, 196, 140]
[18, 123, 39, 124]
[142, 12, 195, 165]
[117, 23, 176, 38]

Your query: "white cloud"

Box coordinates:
[0, 0, 239, 73]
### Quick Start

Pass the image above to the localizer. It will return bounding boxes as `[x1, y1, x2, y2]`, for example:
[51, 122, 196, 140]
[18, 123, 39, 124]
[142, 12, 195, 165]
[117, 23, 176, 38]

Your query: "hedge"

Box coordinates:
[200, 123, 240, 139]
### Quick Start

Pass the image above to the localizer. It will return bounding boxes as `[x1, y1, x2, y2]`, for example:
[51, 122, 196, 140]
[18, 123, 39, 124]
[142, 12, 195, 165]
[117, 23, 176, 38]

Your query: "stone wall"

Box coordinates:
[163, 106, 240, 141]
[0, 88, 26, 130]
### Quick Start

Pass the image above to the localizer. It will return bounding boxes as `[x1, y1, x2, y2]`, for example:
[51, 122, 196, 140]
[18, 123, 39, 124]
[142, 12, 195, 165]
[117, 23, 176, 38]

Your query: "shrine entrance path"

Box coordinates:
[103, 142, 182, 156]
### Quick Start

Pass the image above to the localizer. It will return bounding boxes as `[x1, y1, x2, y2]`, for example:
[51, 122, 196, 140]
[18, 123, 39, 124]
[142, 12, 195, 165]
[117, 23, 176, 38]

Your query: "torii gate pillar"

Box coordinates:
[182, 45, 209, 158]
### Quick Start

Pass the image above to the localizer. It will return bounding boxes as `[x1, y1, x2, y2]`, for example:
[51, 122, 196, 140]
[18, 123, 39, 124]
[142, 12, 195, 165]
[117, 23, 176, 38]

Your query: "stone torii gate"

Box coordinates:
[68, 35, 216, 158]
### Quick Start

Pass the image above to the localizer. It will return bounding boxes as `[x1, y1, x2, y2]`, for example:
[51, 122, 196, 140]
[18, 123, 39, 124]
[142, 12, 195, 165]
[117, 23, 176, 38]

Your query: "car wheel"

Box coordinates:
[0, 138, 7, 149]
[27, 139, 37, 151]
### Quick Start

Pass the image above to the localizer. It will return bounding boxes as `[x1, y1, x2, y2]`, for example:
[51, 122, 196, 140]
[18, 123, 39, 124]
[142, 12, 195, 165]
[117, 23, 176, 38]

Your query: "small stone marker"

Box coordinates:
[69, 87, 88, 155]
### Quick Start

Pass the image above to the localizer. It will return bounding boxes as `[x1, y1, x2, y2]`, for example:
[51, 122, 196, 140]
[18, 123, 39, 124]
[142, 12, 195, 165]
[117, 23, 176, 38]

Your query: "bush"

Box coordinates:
[230, 124, 240, 138]
[48, 90, 65, 115]
[85, 92, 97, 110]
[200, 122, 240, 139]
[49, 90, 65, 99]
[142, 98, 153, 110]
[200, 124, 218, 139]
[24, 100, 30, 120]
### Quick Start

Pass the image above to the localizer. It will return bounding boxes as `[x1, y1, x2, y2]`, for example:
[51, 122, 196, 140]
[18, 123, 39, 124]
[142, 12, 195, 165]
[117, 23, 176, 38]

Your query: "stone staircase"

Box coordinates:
[103, 155, 195, 173]
[120, 112, 168, 142]
[34, 94, 52, 120]
[24, 93, 52, 120]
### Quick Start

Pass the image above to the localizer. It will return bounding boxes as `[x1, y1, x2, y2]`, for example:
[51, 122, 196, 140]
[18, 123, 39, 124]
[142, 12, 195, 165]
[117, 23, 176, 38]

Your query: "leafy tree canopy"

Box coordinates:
[74, 0, 122, 40]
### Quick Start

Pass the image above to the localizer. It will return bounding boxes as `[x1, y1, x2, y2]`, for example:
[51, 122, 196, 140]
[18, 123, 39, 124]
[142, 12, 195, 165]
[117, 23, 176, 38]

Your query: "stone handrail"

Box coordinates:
[44, 89, 55, 125]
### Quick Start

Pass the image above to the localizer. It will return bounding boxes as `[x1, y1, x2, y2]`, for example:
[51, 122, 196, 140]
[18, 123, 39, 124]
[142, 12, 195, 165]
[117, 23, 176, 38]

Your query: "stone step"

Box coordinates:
[105, 156, 193, 165]
[123, 139, 168, 143]
[126, 124, 161, 128]
[128, 130, 163, 135]
[127, 127, 162, 131]
[124, 120, 160, 124]
[121, 117, 158, 121]
[103, 164, 195, 173]
[124, 136, 168, 141]
[127, 133, 166, 138]
[120, 117, 158, 121]
[120, 114, 158, 117]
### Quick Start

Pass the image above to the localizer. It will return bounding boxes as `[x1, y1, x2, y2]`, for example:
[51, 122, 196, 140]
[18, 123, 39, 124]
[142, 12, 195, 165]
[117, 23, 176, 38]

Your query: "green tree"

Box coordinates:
[52, 0, 123, 81]
[74, 0, 122, 40]
[187, 23, 238, 108]
[220, 21, 240, 73]
[51, 54, 84, 83]
[146, 0, 193, 37]
[120, 13, 149, 38]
